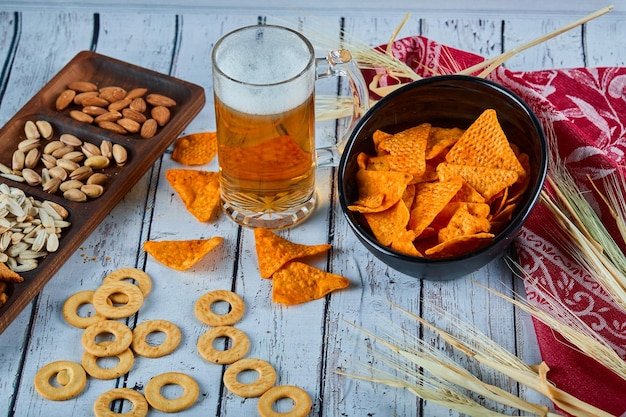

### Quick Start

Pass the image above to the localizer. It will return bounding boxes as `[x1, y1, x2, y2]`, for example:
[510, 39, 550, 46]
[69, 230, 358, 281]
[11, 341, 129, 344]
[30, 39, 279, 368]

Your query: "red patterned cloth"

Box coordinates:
[368, 36, 626, 416]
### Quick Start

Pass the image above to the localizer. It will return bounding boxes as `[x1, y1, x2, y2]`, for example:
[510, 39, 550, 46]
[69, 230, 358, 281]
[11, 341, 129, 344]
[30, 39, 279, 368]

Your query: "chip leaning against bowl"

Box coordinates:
[347, 108, 530, 259]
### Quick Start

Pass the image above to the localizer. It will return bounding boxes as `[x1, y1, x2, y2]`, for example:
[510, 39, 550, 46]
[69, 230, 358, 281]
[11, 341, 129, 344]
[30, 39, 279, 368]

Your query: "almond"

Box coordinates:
[67, 81, 98, 92]
[117, 118, 141, 134]
[82, 105, 108, 116]
[56, 89, 76, 111]
[80, 96, 109, 108]
[151, 106, 170, 127]
[99, 86, 127, 103]
[108, 98, 132, 113]
[146, 93, 176, 107]
[94, 111, 122, 124]
[69, 110, 93, 124]
[98, 121, 127, 135]
[73, 91, 99, 105]
[140, 119, 158, 139]
[129, 97, 147, 113]
[122, 108, 147, 124]
[125, 88, 147, 100]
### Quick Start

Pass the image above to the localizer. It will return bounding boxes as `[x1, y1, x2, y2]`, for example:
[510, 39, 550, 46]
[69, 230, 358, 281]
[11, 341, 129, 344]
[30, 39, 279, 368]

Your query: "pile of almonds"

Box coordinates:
[55, 81, 176, 139]
[0, 119, 128, 203]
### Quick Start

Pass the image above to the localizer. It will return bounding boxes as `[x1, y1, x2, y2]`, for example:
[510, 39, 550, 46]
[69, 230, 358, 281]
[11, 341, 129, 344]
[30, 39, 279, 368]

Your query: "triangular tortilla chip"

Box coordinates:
[0, 262, 23, 283]
[364, 199, 410, 247]
[143, 237, 223, 271]
[271, 261, 349, 305]
[172, 131, 218, 166]
[254, 228, 331, 278]
[437, 162, 518, 201]
[165, 169, 221, 222]
[408, 177, 463, 236]
[444, 109, 526, 176]
[348, 170, 412, 213]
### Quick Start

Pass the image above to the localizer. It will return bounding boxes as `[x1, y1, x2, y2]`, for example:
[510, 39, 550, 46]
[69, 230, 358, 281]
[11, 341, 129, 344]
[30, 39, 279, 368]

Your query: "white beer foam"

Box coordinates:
[214, 27, 314, 115]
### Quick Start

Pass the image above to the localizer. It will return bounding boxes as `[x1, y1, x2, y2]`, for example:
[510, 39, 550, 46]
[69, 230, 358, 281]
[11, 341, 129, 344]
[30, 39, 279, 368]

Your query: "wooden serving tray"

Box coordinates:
[0, 50, 205, 334]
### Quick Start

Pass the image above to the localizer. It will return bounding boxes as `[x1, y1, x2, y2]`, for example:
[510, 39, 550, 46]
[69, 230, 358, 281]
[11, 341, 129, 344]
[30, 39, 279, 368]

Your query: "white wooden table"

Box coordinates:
[0, 3, 623, 416]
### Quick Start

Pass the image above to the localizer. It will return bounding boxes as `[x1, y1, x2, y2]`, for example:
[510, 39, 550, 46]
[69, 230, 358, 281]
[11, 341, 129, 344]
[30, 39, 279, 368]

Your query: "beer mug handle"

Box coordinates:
[315, 49, 370, 168]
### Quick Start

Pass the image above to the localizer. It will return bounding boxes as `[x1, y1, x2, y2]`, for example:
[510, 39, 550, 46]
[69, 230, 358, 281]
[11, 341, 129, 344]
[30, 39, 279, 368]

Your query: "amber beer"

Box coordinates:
[212, 25, 317, 229]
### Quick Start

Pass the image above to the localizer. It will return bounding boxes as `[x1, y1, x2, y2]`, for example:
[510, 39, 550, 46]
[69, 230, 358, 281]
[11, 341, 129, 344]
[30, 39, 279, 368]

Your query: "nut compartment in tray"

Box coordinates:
[0, 50, 205, 334]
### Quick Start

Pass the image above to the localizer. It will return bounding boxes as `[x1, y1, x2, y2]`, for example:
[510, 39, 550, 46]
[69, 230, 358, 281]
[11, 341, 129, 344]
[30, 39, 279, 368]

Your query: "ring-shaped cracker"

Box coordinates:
[93, 388, 148, 417]
[194, 290, 245, 326]
[92, 281, 144, 319]
[34, 360, 87, 401]
[197, 326, 250, 365]
[81, 341, 134, 380]
[223, 357, 277, 398]
[82, 320, 133, 357]
[131, 319, 181, 358]
[62, 290, 106, 328]
[103, 267, 152, 304]
[257, 385, 312, 417]
[144, 372, 199, 413]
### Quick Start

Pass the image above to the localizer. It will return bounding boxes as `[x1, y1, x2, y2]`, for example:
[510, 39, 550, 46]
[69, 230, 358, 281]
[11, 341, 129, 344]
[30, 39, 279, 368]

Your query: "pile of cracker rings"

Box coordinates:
[349, 109, 530, 258]
[143, 131, 350, 305]
[34, 267, 315, 416]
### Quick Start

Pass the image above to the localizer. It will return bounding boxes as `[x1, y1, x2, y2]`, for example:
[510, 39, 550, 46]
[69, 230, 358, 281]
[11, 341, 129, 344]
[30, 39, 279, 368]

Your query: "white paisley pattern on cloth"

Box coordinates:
[361, 35, 626, 413]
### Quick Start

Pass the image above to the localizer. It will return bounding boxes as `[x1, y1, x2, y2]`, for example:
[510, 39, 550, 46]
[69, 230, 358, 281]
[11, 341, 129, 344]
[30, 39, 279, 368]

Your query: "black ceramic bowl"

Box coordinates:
[337, 75, 548, 281]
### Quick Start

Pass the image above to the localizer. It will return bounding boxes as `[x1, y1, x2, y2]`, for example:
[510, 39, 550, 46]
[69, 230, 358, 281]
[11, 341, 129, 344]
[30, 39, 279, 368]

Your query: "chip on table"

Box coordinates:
[171, 131, 218, 166]
[166, 169, 221, 222]
[143, 237, 223, 271]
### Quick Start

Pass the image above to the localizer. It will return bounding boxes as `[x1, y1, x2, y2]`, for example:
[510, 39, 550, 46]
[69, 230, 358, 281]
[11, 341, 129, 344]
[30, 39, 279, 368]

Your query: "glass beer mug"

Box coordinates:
[212, 24, 369, 229]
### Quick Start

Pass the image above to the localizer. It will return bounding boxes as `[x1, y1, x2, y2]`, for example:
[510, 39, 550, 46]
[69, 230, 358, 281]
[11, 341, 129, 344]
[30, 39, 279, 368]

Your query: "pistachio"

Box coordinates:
[43, 140, 66, 155]
[84, 155, 110, 170]
[112, 144, 128, 167]
[51, 145, 75, 159]
[100, 140, 113, 159]
[81, 142, 101, 158]
[59, 179, 84, 192]
[86, 172, 108, 185]
[25, 148, 41, 169]
[69, 165, 93, 181]
[81, 184, 104, 198]
[18, 138, 41, 153]
[62, 151, 85, 163]
[48, 166, 68, 181]
[63, 188, 87, 202]
[12, 149, 25, 171]
[55, 158, 80, 173]
[60, 133, 83, 147]
[22, 168, 42, 186]
[42, 177, 62, 194]
[35, 120, 53, 140]
[40, 154, 58, 169]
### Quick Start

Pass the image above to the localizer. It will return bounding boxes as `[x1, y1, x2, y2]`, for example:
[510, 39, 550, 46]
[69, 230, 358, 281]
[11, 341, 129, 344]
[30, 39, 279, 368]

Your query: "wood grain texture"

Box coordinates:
[0, 5, 623, 417]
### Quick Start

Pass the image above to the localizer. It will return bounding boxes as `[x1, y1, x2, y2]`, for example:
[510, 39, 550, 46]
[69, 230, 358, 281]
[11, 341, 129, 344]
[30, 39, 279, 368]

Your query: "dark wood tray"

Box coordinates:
[0, 50, 205, 334]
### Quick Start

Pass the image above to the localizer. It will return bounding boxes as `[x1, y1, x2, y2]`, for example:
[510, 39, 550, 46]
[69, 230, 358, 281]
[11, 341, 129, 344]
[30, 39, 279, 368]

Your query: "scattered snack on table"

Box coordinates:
[81, 341, 134, 380]
[102, 267, 152, 303]
[131, 319, 182, 358]
[92, 281, 144, 319]
[81, 319, 133, 357]
[172, 131, 218, 165]
[62, 290, 106, 328]
[144, 372, 199, 413]
[348, 108, 529, 258]
[258, 385, 312, 417]
[254, 228, 331, 278]
[93, 388, 148, 417]
[165, 169, 221, 222]
[197, 325, 250, 364]
[223, 357, 277, 398]
[194, 289, 245, 326]
[272, 261, 350, 306]
[143, 237, 223, 270]
[34, 360, 87, 401]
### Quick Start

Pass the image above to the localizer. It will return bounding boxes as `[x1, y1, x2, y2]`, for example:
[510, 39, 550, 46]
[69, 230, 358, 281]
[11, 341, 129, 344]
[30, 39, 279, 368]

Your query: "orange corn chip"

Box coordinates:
[445, 109, 526, 176]
[437, 162, 518, 201]
[363, 199, 410, 246]
[425, 127, 464, 160]
[166, 169, 221, 222]
[271, 261, 349, 305]
[437, 204, 491, 243]
[254, 228, 331, 278]
[424, 232, 495, 257]
[172, 132, 218, 166]
[348, 170, 412, 213]
[366, 123, 430, 179]
[390, 229, 422, 257]
[143, 237, 223, 271]
[0, 262, 23, 283]
[372, 129, 393, 153]
[408, 178, 463, 236]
